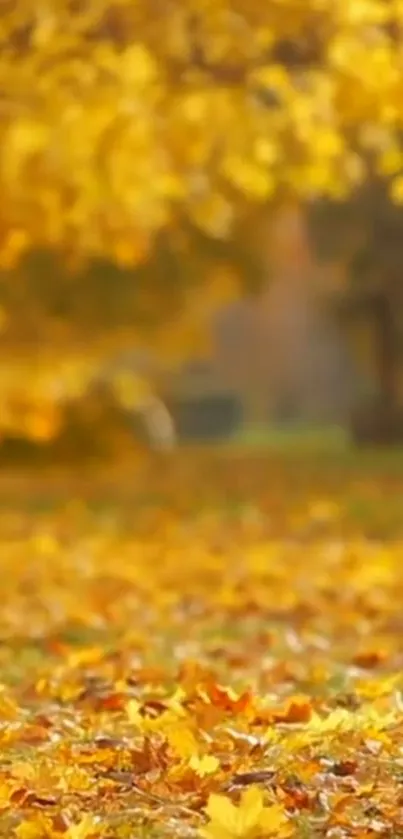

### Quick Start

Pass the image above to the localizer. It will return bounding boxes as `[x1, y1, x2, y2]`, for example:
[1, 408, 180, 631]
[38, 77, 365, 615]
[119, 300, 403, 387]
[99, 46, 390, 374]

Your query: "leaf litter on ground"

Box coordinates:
[0, 451, 402, 837]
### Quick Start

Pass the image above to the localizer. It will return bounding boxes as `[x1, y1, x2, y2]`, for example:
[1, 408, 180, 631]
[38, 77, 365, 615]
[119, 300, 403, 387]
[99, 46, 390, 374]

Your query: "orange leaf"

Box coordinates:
[272, 695, 313, 724]
[205, 683, 252, 714]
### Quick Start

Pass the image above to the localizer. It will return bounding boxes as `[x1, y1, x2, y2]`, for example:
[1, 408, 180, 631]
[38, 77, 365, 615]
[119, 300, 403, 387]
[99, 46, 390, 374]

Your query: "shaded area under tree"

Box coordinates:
[307, 179, 403, 445]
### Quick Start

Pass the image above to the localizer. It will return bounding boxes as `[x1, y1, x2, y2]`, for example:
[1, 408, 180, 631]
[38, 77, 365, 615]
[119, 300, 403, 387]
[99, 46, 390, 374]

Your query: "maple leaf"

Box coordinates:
[202, 786, 292, 839]
[189, 754, 220, 777]
[204, 683, 252, 715]
[272, 695, 312, 724]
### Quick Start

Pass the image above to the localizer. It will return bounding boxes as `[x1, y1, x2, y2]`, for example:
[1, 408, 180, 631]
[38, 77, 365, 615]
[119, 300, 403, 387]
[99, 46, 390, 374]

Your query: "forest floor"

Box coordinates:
[0, 440, 403, 838]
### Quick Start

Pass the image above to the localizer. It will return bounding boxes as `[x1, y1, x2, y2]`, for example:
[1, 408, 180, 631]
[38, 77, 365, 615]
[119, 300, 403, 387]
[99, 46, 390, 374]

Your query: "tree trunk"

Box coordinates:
[373, 295, 399, 404]
[350, 290, 403, 445]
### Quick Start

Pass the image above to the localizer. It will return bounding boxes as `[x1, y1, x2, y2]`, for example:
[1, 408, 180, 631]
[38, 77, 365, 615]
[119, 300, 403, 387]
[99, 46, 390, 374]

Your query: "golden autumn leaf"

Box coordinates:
[203, 786, 291, 839]
[15, 821, 45, 839]
[166, 724, 200, 760]
[189, 754, 220, 777]
[127, 699, 198, 757]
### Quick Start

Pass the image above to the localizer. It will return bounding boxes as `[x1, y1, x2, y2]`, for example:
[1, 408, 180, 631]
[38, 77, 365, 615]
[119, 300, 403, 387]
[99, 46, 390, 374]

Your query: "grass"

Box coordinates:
[232, 422, 349, 451]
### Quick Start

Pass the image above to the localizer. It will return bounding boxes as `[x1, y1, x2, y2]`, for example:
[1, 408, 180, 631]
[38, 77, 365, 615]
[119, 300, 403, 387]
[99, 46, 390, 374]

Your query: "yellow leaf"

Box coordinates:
[126, 699, 143, 727]
[165, 722, 199, 759]
[57, 767, 92, 792]
[203, 786, 290, 839]
[305, 705, 397, 738]
[127, 701, 196, 757]
[305, 708, 355, 734]
[189, 754, 220, 777]
[204, 793, 239, 839]
[11, 761, 36, 782]
[15, 821, 46, 839]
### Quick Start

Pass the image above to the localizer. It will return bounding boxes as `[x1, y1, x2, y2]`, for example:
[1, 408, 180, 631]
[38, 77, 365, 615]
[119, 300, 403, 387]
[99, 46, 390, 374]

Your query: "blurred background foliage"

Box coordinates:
[0, 1, 403, 457]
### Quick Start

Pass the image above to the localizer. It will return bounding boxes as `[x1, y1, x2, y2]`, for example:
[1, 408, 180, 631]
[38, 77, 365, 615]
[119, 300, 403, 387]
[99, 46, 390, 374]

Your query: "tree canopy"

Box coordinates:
[1, 0, 403, 267]
[1, 0, 403, 445]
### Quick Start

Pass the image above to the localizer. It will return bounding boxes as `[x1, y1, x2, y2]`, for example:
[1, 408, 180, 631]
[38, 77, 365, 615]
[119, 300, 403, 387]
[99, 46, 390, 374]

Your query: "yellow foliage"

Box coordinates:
[0, 0, 402, 261]
[0, 0, 402, 440]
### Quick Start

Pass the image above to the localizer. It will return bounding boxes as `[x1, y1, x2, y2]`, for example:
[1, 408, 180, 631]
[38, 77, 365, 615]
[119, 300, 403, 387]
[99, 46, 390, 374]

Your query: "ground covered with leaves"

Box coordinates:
[1, 448, 403, 839]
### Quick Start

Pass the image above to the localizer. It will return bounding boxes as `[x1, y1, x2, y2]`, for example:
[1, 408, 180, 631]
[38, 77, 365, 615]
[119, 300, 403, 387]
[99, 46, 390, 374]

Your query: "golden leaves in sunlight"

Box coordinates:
[0, 0, 402, 261]
[204, 787, 291, 839]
